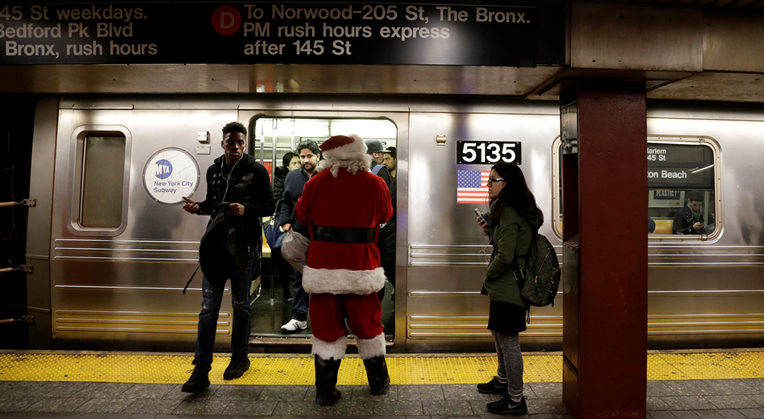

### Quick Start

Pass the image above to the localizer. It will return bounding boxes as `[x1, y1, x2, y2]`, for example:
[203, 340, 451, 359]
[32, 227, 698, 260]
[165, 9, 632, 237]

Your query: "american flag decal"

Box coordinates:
[457, 170, 490, 204]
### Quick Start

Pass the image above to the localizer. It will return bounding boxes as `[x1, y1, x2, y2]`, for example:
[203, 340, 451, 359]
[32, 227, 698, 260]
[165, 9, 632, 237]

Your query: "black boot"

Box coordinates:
[181, 368, 210, 393]
[314, 355, 342, 406]
[363, 356, 390, 395]
[223, 354, 250, 380]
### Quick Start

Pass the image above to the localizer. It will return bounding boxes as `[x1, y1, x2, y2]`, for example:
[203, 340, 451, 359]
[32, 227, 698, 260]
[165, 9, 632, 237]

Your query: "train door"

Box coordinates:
[36, 99, 239, 348]
[238, 109, 408, 348]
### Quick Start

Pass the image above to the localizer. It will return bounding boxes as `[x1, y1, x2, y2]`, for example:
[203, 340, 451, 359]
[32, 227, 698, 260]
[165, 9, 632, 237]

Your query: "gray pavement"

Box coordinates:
[0, 379, 762, 419]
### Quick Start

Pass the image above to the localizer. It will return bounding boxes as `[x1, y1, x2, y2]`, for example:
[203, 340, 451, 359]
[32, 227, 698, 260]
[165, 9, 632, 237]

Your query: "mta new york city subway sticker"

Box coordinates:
[142, 147, 200, 205]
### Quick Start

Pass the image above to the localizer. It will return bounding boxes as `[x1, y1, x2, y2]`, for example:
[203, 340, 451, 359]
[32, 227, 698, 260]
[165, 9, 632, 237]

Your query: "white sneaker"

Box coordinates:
[281, 319, 307, 332]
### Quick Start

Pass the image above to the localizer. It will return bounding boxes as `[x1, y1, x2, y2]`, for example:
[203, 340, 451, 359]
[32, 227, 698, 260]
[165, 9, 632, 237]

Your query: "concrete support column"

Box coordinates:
[560, 80, 648, 418]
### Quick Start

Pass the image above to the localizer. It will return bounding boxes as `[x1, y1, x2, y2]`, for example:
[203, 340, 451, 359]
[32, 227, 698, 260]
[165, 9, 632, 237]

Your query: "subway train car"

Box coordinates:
[24, 95, 763, 352]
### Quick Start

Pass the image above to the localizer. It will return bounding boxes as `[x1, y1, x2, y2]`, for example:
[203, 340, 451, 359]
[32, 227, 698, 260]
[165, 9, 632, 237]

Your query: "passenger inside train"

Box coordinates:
[278, 139, 322, 334]
[271, 151, 300, 304]
[672, 191, 716, 235]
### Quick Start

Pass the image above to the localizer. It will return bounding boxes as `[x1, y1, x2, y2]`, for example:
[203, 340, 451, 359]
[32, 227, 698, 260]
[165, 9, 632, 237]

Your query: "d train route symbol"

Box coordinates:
[155, 159, 173, 179]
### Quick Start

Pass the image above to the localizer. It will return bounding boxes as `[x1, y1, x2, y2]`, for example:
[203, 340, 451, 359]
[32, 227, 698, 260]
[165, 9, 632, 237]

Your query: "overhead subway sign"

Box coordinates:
[0, 2, 564, 66]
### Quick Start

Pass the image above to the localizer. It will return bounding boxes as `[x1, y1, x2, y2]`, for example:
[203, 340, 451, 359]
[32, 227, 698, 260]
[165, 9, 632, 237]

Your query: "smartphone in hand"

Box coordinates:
[474, 208, 487, 224]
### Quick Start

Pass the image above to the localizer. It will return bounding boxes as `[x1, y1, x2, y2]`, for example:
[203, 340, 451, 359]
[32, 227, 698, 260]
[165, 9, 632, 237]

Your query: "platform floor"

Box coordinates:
[0, 349, 762, 419]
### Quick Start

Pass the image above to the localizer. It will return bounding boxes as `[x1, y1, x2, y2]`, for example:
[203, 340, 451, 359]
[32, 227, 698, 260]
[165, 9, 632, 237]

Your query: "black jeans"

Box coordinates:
[193, 247, 259, 372]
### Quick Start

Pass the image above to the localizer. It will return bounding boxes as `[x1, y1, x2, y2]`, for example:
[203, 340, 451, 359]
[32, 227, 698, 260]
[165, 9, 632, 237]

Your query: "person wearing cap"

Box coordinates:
[364, 139, 393, 189]
[365, 139, 394, 303]
[295, 134, 394, 406]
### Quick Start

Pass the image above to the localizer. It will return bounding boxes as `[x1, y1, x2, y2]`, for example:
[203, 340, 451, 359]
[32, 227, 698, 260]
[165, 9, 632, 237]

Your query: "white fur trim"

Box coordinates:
[303, 266, 385, 295]
[311, 335, 347, 360]
[356, 333, 386, 359]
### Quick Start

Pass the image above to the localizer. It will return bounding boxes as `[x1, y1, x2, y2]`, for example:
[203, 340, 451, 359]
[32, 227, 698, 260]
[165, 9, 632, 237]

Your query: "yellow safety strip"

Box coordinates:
[0, 351, 760, 385]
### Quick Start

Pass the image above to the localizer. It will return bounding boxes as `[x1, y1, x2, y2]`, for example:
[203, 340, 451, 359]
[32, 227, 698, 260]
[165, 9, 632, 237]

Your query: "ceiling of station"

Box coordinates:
[0, 62, 760, 103]
[566, 0, 762, 10]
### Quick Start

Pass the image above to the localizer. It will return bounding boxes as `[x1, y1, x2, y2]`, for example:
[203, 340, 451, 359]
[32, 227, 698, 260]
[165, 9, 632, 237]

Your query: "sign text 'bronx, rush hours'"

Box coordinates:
[0, 2, 564, 66]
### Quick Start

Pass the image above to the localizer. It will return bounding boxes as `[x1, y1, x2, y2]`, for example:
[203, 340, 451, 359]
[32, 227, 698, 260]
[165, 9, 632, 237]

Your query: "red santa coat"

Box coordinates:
[295, 167, 393, 295]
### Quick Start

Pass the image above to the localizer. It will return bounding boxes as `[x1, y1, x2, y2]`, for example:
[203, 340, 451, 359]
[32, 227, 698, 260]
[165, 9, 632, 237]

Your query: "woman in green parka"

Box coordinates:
[475, 163, 543, 415]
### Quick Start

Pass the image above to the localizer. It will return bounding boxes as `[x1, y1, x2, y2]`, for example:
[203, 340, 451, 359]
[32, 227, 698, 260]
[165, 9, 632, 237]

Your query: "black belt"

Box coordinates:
[313, 226, 376, 243]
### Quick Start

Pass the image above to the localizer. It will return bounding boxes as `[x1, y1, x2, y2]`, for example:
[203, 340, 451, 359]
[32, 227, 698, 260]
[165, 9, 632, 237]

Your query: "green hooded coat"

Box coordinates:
[483, 205, 536, 308]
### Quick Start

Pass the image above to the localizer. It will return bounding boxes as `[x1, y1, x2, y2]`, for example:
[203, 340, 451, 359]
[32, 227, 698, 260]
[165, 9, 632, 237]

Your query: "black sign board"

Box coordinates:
[647, 144, 714, 189]
[457, 141, 521, 165]
[0, 2, 565, 66]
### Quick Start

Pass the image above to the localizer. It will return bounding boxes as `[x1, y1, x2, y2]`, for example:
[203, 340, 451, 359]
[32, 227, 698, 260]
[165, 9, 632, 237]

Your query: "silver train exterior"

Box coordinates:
[25, 95, 763, 352]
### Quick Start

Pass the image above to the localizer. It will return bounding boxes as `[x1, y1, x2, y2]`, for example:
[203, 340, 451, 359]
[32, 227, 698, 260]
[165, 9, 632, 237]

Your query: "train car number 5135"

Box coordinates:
[457, 141, 522, 165]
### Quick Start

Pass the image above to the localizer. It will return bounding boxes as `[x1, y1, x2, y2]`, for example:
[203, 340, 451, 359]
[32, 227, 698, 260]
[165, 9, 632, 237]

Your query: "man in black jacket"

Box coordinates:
[181, 121, 275, 392]
[366, 140, 395, 303]
[673, 191, 715, 235]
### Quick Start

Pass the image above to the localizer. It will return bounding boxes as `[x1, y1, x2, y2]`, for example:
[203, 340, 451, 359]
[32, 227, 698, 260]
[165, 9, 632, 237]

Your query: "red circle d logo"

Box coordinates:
[211, 5, 242, 36]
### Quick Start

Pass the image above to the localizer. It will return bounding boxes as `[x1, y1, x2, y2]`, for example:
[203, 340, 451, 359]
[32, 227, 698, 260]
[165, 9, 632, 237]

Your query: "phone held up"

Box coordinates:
[474, 208, 487, 225]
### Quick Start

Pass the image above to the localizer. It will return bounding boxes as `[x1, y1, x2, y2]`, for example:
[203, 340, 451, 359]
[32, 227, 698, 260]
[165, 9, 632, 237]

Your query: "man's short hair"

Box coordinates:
[384, 146, 396, 159]
[689, 191, 705, 202]
[297, 139, 321, 156]
[222, 121, 247, 138]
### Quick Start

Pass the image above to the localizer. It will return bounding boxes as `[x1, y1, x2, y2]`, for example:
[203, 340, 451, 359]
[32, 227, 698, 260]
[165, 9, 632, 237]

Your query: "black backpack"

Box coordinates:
[511, 231, 561, 307]
[184, 203, 249, 293]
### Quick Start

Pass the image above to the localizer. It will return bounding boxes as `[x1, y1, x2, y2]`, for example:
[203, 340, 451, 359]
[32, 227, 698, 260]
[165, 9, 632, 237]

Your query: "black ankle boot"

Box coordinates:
[363, 355, 390, 395]
[223, 354, 250, 380]
[181, 369, 210, 393]
[314, 355, 342, 406]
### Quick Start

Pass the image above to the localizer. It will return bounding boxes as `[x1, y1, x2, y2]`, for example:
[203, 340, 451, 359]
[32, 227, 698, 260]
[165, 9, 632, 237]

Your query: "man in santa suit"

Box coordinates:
[295, 134, 394, 406]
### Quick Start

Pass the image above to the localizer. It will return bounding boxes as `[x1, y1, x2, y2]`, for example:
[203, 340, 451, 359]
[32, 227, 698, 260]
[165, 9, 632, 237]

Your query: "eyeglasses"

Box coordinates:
[487, 177, 504, 185]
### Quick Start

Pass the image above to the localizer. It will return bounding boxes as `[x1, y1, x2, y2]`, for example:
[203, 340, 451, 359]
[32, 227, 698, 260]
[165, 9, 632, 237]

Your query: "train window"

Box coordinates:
[646, 140, 720, 238]
[249, 118, 397, 180]
[552, 136, 721, 240]
[79, 135, 126, 228]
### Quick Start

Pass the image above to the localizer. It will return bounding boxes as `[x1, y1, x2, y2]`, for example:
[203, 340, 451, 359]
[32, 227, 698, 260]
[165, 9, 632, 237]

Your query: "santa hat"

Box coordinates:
[320, 134, 367, 160]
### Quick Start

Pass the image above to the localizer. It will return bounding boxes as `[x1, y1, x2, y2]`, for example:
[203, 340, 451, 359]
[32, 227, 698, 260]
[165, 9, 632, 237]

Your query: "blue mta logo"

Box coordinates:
[155, 159, 173, 179]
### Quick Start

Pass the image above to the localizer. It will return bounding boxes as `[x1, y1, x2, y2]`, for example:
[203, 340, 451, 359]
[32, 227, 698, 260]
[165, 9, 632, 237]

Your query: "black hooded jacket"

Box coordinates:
[195, 154, 275, 245]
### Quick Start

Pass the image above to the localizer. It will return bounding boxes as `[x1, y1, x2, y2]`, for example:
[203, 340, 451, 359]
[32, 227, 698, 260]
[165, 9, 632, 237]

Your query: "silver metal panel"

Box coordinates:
[26, 97, 59, 348]
[49, 105, 237, 347]
[407, 108, 562, 349]
[404, 100, 762, 350]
